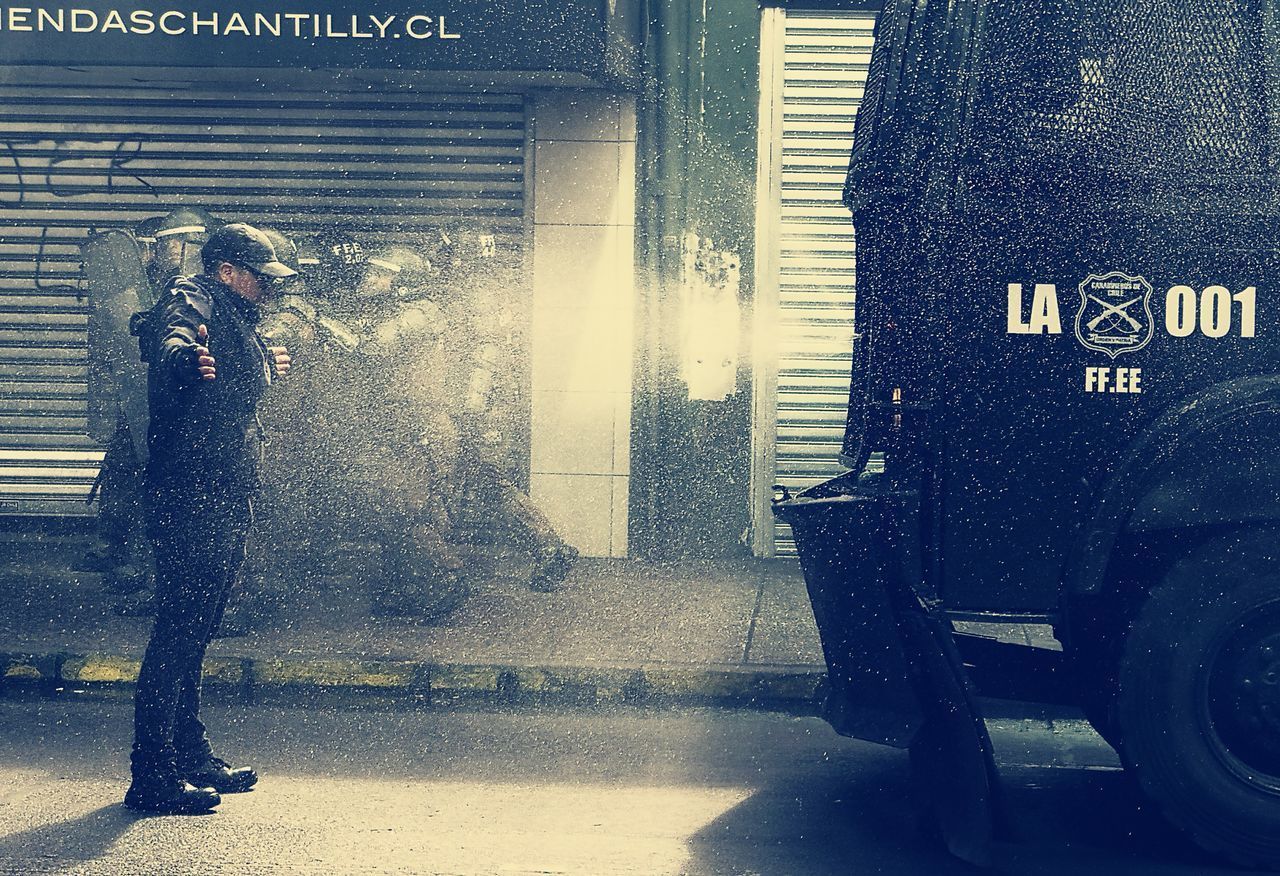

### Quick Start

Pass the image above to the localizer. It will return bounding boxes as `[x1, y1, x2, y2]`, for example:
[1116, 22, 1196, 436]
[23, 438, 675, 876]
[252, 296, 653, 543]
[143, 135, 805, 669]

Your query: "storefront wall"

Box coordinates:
[528, 89, 636, 558]
[0, 65, 529, 517]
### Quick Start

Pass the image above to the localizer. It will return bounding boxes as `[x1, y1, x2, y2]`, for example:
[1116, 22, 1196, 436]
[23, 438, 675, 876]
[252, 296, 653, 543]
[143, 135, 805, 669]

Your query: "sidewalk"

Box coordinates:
[0, 527, 829, 709]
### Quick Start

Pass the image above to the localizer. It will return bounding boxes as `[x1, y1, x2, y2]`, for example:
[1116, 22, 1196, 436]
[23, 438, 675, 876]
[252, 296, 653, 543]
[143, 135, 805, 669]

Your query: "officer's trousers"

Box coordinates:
[132, 489, 251, 775]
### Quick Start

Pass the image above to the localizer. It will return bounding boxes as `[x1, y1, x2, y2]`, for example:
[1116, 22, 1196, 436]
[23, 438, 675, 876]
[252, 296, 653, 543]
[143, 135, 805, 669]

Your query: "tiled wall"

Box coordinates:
[528, 90, 636, 558]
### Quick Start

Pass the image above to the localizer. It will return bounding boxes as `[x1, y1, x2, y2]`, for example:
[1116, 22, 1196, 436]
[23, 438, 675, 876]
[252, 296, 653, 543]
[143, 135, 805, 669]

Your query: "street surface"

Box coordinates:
[0, 696, 1249, 875]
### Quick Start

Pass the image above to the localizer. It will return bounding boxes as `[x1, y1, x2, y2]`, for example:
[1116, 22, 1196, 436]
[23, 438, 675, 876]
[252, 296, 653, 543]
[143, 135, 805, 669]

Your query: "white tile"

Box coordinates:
[614, 141, 636, 226]
[619, 96, 637, 142]
[531, 307, 632, 393]
[611, 229, 636, 310]
[612, 392, 632, 476]
[610, 475, 630, 557]
[530, 390, 615, 475]
[612, 305, 634, 394]
[533, 89, 621, 142]
[532, 225, 622, 311]
[530, 473, 613, 557]
[533, 141, 621, 226]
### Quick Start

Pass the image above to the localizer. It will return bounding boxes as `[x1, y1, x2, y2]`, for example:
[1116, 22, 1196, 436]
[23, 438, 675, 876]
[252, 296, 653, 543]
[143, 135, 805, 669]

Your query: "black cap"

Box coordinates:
[202, 223, 298, 278]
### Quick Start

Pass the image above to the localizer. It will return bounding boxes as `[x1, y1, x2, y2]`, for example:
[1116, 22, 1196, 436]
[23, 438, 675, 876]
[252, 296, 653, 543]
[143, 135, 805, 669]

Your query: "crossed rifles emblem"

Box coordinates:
[1085, 293, 1143, 332]
[1074, 272, 1154, 358]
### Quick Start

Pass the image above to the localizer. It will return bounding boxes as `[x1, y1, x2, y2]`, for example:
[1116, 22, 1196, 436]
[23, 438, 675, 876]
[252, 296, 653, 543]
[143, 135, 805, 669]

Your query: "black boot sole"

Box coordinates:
[124, 788, 221, 815]
[184, 771, 258, 794]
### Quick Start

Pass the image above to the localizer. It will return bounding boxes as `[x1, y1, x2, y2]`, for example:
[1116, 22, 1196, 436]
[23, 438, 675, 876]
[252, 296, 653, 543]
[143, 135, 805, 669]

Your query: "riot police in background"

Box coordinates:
[316, 238, 470, 620]
[431, 226, 579, 591]
[225, 228, 466, 623]
[82, 218, 157, 595]
[84, 207, 222, 617]
[206, 223, 575, 629]
[81, 207, 220, 599]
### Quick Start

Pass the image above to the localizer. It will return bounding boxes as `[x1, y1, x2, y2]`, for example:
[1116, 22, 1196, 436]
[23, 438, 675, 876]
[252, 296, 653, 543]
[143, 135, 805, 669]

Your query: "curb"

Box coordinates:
[0, 651, 827, 711]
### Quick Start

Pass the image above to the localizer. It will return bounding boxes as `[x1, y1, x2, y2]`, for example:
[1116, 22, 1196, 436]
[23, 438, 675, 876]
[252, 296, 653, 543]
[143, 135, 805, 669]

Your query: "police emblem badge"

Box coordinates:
[1074, 271, 1154, 358]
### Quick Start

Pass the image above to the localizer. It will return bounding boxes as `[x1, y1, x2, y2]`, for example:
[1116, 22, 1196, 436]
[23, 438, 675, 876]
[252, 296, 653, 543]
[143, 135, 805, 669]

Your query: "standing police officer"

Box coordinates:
[356, 244, 469, 617]
[218, 225, 312, 636]
[306, 239, 469, 620]
[83, 217, 160, 595]
[125, 223, 294, 815]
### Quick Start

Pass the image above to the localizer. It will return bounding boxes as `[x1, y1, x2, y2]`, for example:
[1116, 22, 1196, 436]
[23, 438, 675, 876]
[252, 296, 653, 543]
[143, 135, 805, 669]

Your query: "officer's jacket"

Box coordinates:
[142, 274, 272, 498]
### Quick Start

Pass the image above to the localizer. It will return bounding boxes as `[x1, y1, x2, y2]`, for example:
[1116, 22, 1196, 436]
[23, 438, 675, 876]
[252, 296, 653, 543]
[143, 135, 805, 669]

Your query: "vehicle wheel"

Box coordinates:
[1115, 528, 1280, 870]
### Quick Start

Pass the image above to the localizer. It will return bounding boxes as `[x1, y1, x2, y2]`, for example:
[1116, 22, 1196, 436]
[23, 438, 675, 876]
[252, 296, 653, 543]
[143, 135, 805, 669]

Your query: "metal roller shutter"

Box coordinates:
[0, 70, 527, 516]
[771, 9, 877, 555]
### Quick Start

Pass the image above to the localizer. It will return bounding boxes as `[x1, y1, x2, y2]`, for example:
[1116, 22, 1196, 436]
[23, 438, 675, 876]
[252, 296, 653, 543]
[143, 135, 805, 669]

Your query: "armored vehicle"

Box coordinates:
[773, 1, 1280, 868]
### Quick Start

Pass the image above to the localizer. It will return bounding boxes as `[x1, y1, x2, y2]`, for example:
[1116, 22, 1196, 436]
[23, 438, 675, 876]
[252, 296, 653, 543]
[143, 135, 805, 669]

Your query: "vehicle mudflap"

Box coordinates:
[894, 598, 1000, 868]
[774, 489, 926, 747]
[775, 482, 1000, 866]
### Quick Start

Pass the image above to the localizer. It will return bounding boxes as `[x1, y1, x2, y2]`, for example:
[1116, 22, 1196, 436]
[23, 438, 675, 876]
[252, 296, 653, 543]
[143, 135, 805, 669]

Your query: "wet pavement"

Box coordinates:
[2, 526, 1242, 873]
[0, 527, 828, 705]
[0, 697, 1240, 876]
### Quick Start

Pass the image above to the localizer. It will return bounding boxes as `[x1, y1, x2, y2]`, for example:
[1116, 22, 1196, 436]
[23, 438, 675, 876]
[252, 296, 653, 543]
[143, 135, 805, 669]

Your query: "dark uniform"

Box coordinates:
[219, 226, 311, 635]
[126, 223, 295, 815]
[361, 246, 469, 616]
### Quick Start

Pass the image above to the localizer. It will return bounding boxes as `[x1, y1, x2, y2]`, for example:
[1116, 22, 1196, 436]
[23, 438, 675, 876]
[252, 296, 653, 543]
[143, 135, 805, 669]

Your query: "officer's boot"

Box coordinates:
[489, 484, 578, 592]
[529, 543, 579, 593]
[370, 539, 469, 622]
[177, 746, 259, 795]
[125, 747, 220, 815]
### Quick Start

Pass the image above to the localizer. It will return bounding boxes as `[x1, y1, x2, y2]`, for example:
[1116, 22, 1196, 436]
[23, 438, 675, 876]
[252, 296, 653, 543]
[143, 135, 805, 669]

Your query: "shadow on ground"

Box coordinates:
[0, 804, 138, 870]
[0, 699, 1240, 875]
[684, 756, 1234, 875]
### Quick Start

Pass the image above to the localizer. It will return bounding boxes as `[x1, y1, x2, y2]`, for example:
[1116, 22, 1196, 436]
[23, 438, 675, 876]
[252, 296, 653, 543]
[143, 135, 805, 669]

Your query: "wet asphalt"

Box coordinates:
[0, 695, 1250, 875]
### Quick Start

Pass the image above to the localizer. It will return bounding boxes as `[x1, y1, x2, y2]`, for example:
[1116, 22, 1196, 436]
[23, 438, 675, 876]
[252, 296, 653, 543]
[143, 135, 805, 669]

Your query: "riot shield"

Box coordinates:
[83, 230, 151, 462]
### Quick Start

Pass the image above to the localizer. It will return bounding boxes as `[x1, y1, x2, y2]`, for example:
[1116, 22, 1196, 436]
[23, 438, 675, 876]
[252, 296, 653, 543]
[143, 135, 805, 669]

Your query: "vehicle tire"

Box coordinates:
[1115, 528, 1280, 870]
